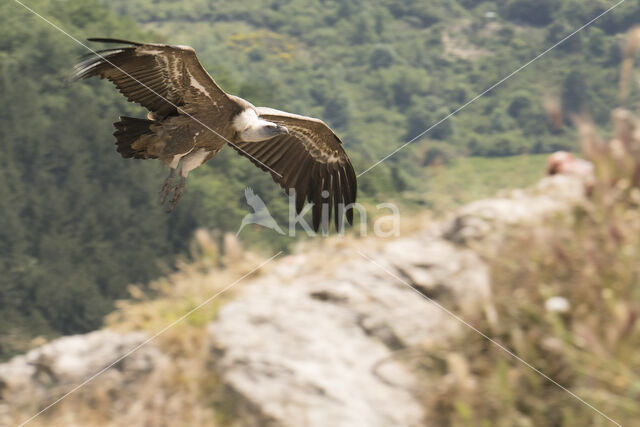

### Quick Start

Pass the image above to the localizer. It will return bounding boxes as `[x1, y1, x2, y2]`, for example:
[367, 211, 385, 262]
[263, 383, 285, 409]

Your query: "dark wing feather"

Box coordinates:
[73, 38, 231, 121]
[229, 107, 357, 232]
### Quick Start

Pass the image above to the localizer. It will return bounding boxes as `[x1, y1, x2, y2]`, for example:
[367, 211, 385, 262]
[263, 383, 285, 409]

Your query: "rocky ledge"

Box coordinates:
[0, 173, 587, 426]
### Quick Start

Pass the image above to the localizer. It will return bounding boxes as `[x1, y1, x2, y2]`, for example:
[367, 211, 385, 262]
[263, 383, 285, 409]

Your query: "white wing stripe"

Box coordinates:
[189, 73, 211, 99]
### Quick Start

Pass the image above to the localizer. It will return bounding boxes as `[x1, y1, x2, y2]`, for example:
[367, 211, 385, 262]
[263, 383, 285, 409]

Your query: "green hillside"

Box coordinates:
[0, 0, 170, 356]
[105, 0, 640, 196]
[1, 0, 638, 357]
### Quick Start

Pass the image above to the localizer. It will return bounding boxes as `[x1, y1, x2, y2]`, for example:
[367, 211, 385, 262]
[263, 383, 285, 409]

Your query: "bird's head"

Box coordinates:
[263, 122, 289, 138]
[235, 112, 289, 142]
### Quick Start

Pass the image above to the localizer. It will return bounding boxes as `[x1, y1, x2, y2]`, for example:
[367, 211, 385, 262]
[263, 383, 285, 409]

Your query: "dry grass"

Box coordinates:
[418, 27, 640, 427]
[14, 232, 271, 427]
[8, 227, 390, 426]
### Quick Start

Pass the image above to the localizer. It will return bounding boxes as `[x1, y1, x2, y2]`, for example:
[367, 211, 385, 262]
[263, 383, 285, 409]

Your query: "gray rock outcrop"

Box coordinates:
[207, 174, 587, 426]
[0, 330, 166, 424]
[0, 174, 588, 427]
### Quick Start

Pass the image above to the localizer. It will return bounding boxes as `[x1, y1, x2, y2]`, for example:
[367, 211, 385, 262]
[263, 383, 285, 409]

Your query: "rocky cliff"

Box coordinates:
[0, 173, 588, 427]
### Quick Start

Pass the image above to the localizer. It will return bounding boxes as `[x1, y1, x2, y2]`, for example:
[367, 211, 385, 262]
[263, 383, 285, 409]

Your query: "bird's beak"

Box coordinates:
[278, 125, 289, 135]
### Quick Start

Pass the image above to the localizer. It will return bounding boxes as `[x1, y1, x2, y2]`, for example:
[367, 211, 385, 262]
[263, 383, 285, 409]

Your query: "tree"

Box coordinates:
[324, 94, 351, 129]
[506, 0, 558, 27]
[507, 94, 533, 119]
[562, 71, 590, 115]
[587, 28, 607, 56]
[369, 46, 396, 69]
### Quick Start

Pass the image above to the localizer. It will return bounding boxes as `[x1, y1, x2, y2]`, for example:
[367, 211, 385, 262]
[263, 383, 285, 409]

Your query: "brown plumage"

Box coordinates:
[231, 108, 358, 229]
[73, 38, 357, 230]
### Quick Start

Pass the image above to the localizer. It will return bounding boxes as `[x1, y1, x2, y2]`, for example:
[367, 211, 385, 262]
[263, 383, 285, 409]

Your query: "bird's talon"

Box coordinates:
[165, 177, 186, 212]
[160, 184, 173, 205]
[168, 188, 184, 211]
[160, 169, 176, 204]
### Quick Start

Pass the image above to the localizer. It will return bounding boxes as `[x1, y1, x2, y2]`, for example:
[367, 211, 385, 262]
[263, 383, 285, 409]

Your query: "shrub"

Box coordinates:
[420, 93, 640, 427]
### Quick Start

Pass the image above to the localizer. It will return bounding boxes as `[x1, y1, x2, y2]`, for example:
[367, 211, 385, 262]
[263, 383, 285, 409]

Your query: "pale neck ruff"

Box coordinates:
[232, 108, 261, 132]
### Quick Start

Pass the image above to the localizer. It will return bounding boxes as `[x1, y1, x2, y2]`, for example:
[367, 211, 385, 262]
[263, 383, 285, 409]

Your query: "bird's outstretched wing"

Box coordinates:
[230, 107, 357, 231]
[72, 38, 232, 122]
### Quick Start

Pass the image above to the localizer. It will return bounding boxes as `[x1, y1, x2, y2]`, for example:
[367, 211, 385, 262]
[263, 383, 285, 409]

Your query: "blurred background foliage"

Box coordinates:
[1, 0, 639, 358]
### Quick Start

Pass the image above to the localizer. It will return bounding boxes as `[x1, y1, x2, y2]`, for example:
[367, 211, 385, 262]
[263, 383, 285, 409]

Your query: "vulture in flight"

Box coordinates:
[73, 38, 357, 231]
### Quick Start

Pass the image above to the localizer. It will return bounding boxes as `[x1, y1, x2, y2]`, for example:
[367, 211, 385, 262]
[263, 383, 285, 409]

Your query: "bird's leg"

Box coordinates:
[167, 176, 186, 212]
[160, 168, 176, 205]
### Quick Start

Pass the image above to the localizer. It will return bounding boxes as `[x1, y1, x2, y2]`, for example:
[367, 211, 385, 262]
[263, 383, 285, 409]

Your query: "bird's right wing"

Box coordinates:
[73, 38, 233, 122]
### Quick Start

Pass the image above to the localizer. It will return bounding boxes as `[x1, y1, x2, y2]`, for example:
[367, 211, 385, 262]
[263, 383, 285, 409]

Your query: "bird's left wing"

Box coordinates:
[229, 107, 357, 232]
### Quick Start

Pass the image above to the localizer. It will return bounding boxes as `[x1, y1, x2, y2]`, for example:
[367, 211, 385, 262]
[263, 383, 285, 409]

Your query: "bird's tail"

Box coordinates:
[113, 116, 158, 159]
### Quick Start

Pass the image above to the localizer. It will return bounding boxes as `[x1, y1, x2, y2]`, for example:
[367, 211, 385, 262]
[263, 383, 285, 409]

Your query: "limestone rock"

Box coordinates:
[207, 173, 587, 427]
[0, 172, 589, 427]
[443, 174, 585, 244]
[0, 330, 166, 422]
